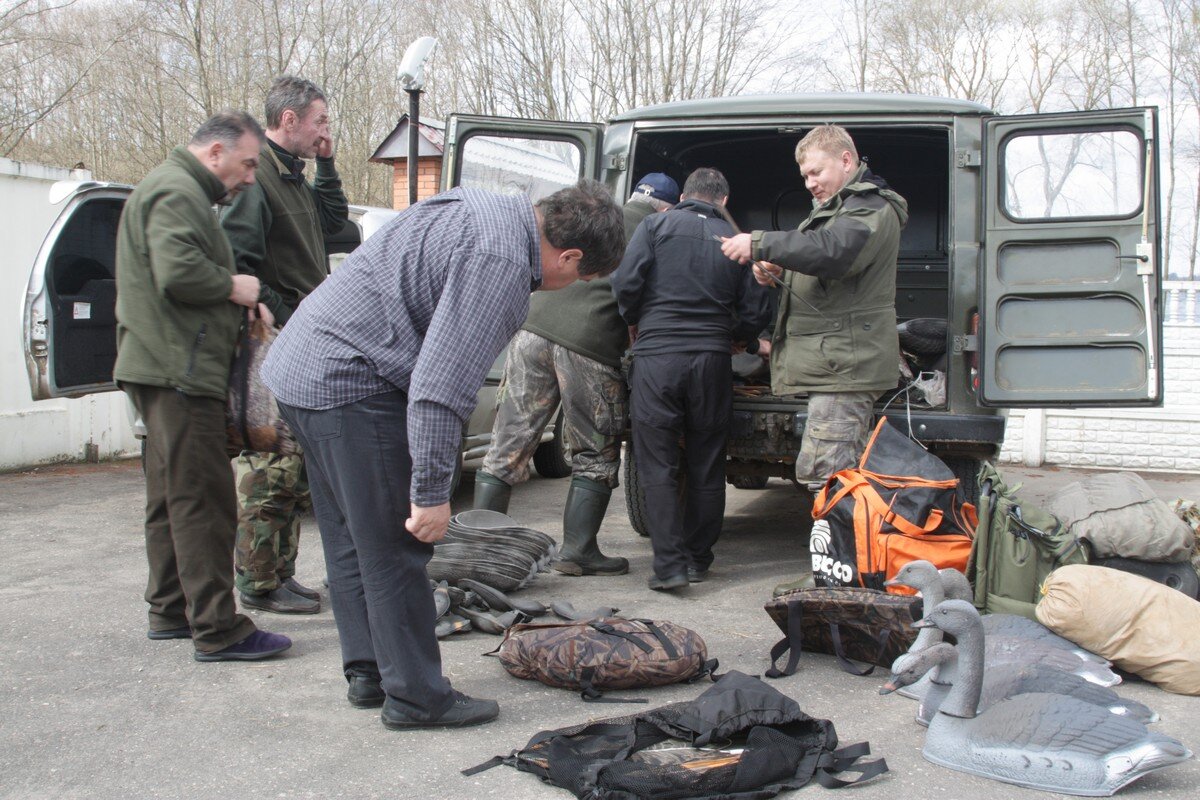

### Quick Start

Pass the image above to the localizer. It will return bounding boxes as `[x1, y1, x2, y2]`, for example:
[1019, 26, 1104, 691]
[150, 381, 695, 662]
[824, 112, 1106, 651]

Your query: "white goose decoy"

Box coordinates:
[917, 600, 1190, 796]
[889, 562, 1121, 698]
[882, 642, 1158, 728]
[938, 567, 1112, 666]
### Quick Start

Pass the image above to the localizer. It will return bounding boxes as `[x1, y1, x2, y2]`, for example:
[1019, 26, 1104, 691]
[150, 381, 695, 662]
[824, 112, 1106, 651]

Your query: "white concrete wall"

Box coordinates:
[0, 158, 138, 472]
[999, 321, 1200, 474]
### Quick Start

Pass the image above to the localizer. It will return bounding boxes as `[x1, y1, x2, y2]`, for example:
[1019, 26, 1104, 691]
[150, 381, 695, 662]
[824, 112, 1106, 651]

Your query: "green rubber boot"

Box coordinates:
[472, 471, 512, 514]
[554, 477, 628, 576]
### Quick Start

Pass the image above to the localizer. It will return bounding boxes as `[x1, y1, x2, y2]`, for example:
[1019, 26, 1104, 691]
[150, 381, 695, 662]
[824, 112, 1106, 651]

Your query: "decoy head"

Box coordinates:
[912, 599, 981, 637]
[880, 643, 955, 694]
[938, 568, 973, 602]
[885, 559, 939, 592]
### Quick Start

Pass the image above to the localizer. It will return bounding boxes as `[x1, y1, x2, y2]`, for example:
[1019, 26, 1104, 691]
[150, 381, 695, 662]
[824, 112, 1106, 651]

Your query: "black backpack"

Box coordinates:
[465, 670, 887, 799]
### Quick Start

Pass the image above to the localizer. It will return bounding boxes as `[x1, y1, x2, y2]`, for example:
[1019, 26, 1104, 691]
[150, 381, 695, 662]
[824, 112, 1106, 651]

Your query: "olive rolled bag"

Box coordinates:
[764, 587, 923, 677]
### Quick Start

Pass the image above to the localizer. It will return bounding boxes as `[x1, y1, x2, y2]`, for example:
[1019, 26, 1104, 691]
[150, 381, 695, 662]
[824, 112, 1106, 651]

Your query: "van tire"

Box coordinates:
[944, 456, 983, 507]
[730, 474, 769, 490]
[624, 439, 651, 537]
[533, 409, 571, 479]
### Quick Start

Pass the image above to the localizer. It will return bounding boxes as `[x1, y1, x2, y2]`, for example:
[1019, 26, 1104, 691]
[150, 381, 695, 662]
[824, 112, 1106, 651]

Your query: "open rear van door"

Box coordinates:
[23, 182, 131, 400]
[979, 108, 1162, 407]
[443, 114, 603, 197]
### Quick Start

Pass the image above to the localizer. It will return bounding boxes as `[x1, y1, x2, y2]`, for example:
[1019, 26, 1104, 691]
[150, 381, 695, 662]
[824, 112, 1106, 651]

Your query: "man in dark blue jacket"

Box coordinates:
[611, 168, 773, 591]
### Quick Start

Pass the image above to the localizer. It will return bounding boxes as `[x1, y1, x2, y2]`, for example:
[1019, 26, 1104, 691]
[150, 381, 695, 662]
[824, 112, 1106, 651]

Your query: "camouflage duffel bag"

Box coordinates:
[495, 617, 717, 702]
[763, 587, 922, 678]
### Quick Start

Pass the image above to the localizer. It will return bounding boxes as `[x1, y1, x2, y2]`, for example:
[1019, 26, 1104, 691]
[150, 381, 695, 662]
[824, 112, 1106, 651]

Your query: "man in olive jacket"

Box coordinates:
[722, 125, 908, 491]
[221, 76, 348, 615]
[115, 111, 290, 662]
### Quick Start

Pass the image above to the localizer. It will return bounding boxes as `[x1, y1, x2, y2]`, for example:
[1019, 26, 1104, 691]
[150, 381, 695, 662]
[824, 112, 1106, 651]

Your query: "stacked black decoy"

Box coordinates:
[427, 509, 557, 592]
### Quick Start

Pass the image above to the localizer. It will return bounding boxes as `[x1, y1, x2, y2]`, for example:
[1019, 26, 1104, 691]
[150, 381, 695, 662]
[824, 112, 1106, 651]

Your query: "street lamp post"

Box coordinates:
[398, 36, 438, 208]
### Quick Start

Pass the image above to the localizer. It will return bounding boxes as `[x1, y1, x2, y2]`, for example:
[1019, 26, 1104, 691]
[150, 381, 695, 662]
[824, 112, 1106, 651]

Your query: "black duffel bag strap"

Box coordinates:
[589, 621, 656, 654]
[630, 619, 680, 660]
[765, 600, 805, 678]
[828, 623, 890, 676]
[814, 742, 889, 788]
[579, 667, 649, 704]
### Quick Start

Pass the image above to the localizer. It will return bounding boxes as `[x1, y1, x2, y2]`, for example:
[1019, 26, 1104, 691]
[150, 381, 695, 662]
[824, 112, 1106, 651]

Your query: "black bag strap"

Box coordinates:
[461, 755, 509, 776]
[765, 600, 806, 678]
[814, 742, 890, 788]
[579, 667, 649, 704]
[630, 619, 679, 660]
[589, 622, 656, 654]
[828, 624, 889, 676]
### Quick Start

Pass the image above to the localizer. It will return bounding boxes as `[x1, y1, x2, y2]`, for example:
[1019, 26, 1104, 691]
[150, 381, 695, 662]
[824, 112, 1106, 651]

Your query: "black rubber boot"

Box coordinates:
[472, 471, 511, 514]
[554, 477, 628, 576]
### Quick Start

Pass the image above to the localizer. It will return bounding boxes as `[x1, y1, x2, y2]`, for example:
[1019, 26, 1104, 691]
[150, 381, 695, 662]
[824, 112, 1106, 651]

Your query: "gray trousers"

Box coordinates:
[126, 383, 256, 653]
[279, 391, 454, 720]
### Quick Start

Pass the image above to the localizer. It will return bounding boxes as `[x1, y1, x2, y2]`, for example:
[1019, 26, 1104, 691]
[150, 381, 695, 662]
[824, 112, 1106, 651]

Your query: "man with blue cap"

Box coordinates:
[474, 173, 680, 577]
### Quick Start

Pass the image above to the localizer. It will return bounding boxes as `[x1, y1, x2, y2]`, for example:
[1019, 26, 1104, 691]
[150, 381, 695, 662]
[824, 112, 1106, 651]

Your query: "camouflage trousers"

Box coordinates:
[234, 451, 311, 594]
[482, 330, 626, 488]
[795, 391, 879, 489]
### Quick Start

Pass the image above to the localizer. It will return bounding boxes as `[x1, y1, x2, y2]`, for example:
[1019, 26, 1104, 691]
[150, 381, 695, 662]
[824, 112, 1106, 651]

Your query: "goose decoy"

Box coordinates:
[882, 642, 1158, 728]
[916, 600, 1190, 796]
[884, 560, 946, 701]
[938, 568, 1111, 666]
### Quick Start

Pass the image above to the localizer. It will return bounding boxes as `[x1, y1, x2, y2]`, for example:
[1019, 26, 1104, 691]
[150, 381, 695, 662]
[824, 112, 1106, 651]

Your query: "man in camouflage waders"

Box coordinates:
[222, 76, 348, 613]
[473, 174, 680, 577]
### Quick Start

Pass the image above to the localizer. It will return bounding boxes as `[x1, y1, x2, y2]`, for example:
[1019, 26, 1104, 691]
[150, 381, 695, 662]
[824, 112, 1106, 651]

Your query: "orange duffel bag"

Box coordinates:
[809, 417, 976, 595]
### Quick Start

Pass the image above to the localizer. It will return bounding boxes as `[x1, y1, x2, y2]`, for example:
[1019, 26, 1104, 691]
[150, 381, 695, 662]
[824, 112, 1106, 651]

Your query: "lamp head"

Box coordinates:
[398, 36, 438, 91]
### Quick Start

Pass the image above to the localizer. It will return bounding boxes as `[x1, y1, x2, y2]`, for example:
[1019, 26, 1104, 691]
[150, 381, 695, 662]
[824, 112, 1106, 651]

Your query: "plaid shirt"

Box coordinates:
[261, 188, 541, 505]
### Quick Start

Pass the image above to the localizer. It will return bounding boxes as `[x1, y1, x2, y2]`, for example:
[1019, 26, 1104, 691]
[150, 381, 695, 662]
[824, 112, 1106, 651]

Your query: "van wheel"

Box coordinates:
[623, 439, 651, 537]
[533, 409, 571, 479]
[730, 474, 769, 490]
[943, 456, 983, 507]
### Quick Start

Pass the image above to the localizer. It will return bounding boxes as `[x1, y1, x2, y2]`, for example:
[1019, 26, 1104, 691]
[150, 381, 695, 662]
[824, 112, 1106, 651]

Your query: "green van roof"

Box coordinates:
[610, 93, 991, 122]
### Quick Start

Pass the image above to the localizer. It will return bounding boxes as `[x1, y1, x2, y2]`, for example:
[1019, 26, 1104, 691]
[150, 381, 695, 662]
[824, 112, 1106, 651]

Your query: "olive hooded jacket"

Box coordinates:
[114, 146, 241, 400]
[750, 163, 909, 395]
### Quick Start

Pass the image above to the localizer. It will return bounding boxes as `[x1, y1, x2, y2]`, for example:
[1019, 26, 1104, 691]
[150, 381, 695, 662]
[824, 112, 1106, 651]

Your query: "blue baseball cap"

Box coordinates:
[632, 173, 680, 204]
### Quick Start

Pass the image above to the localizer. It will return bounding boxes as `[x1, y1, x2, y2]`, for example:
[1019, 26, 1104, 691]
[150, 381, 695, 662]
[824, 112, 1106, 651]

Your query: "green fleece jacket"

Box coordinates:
[521, 196, 652, 367]
[114, 146, 241, 400]
[220, 142, 348, 325]
[751, 164, 909, 395]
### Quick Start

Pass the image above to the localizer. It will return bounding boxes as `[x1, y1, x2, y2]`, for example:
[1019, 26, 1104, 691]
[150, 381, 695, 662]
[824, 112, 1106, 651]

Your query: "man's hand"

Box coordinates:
[753, 261, 783, 287]
[315, 135, 334, 160]
[248, 302, 276, 328]
[229, 274, 261, 308]
[720, 233, 753, 264]
[756, 338, 772, 358]
[406, 502, 450, 543]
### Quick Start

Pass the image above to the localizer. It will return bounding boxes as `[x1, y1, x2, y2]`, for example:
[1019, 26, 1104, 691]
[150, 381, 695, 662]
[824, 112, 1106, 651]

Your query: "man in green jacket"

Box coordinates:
[116, 111, 291, 661]
[721, 125, 908, 491]
[473, 174, 679, 576]
[221, 76, 348, 615]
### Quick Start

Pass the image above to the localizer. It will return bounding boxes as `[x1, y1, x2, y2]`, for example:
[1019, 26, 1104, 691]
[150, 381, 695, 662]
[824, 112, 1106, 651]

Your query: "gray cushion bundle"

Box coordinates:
[427, 510, 557, 592]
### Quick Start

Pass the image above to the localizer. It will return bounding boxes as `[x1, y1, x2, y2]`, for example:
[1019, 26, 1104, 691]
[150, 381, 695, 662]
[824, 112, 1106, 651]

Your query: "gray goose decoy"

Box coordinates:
[916, 600, 1190, 796]
[885, 560, 949, 701]
[939, 568, 1112, 665]
[889, 563, 1120, 695]
[882, 641, 1158, 728]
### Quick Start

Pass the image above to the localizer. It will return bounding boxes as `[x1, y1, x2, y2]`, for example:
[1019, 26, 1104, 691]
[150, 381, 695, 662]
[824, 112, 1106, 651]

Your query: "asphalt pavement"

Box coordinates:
[1, 458, 1198, 799]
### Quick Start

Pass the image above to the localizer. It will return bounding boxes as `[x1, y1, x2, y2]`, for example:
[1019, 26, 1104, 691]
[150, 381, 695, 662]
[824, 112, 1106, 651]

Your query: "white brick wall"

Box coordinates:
[999, 323, 1200, 473]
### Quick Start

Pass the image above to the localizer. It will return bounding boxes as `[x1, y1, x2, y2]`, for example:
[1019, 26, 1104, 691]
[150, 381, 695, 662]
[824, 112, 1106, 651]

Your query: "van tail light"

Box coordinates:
[967, 312, 980, 394]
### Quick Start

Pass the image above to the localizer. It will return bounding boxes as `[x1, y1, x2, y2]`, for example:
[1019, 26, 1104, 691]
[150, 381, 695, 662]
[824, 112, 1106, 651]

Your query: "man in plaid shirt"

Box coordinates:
[261, 179, 624, 730]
